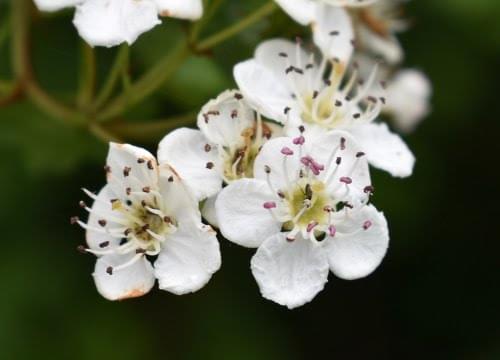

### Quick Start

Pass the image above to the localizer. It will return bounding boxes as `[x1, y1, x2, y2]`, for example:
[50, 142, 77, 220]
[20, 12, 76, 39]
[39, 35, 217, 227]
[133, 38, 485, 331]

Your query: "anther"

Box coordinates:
[307, 221, 318, 233]
[263, 201, 277, 209]
[353, 113, 361, 119]
[106, 266, 113, 275]
[264, 165, 271, 174]
[168, 176, 174, 182]
[336, 157, 342, 165]
[126, 187, 131, 195]
[136, 248, 147, 254]
[335, 100, 342, 107]
[285, 66, 295, 74]
[124, 228, 132, 236]
[123, 166, 131, 177]
[142, 224, 150, 231]
[77, 245, 87, 254]
[330, 30, 339, 36]
[204, 144, 211, 152]
[234, 93, 243, 100]
[364, 185, 374, 194]
[277, 191, 286, 199]
[340, 176, 352, 184]
[363, 220, 373, 230]
[379, 97, 386, 105]
[356, 152, 365, 158]
[137, 158, 145, 164]
[104, 165, 111, 173]
[312, 90, 319, 99]
[98, 219, 107, 227]
[206, 162, 214, 169]
[147, 160, 154, 170]
[142, 187, 151, 193]
[340, 137, 346, 150]
[99, 241, 110, 248]
[298, 125, 305, 133]
[328, 225, 336, 237]
[278, 52, 288, 57]
[281, 147, 294, 156]
[284, 106, 291, 115]
[70, 216, 79, 225]
[293, 136, 305, 145]
[323, 205, 333, 212]
[163, 216, 172, 223]
[79, 200, 87, 208]
[231, 109, 238, 118]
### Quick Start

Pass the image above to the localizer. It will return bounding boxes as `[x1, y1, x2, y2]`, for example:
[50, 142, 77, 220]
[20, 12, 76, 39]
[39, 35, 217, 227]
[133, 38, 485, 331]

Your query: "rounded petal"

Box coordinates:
[216, 179, 281, 248]
[251, 233, 329, 309]
[34, 0, 81, 12]
[349, 122, 415, 178]
[73, 0, 161, 47]
[105, 142, 158, 198]
[201, 194, 219, 228]
[157, 164, 200, 224]
[155, 222, 221, 295]
[154, 0, 203, 20]
[93, 253, 155, 300]
[324, 204, 389, 280]
[385, 69, 432, 133]
[312, 5, 354, 65]
[158, 128, 222, 201]
[274, 0, 315, 25]
[85, 185, 125, 251]
[234, 59, 295, 124]
[197, 89, 254, 148]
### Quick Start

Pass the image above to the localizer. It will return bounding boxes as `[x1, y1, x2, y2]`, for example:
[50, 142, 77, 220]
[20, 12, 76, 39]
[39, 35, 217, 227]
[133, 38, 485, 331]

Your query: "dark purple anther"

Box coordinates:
[328, 225, 336, 237]
[293, 136, 305, 145]
[281, 147, 294, 156]
[307, 221, 318, 233]
[363, 220, 372, 230]
[340, 176, 352, 184]
[263, 201, 277, 209]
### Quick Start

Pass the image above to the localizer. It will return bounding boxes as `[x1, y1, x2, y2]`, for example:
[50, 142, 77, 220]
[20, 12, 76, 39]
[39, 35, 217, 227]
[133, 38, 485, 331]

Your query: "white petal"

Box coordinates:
[234, 59, 295, 124]
[85, 185, 125, 250]
[385, 69, 432, 133]
[312, 5, 354, 65]
[349, 122, 415, 178]
[34, 0, 81, 12]
[358, 26, 403, 64]
[251, 233, 329, 309]
[216, 179, 281, 248]
[157, 128, 222, 201]
[93, 253, 155, 300]
[201, 194, 219, 228]
[309, 130, 372, 203]
[157, 164, 200, 224]
[253, 136, 301, 192]
[155, 222, 220, 295]
[323, 204, 389, 280]
[154, 0, 203, 20]
[197, 89, 255, 148]
[73, 0, 161, 47]
[105, 142, 158, 198]
[274, 0, 315, 25]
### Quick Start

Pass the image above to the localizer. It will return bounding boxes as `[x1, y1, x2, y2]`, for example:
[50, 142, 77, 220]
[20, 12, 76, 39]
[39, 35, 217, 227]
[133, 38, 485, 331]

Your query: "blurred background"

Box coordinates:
[0, 0, 499, 358]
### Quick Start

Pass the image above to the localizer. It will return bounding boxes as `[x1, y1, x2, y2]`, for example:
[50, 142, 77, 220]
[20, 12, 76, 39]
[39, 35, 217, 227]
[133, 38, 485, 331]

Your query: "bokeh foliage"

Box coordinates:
[0, 0, 499, 359]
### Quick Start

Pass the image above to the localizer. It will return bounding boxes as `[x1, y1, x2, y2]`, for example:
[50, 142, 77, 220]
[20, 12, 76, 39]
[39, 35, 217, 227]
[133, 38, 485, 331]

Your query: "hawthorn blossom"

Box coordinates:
[350, 0, 409, 64]
[234, 38, 415, 178]
[72, 143, 220, 300]
[157, 90, 281, 225]
[33, 0, 203, 47]
[216, 130, 389, 308]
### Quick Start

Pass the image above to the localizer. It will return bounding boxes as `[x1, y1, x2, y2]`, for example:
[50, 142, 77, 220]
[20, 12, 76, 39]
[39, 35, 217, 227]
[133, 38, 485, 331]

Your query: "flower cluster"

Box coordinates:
[70, 0, 431, 308]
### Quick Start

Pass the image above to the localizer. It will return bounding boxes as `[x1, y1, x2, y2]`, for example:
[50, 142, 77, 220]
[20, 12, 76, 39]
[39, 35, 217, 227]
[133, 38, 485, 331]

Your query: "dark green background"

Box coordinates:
[0, 0, 499, 358]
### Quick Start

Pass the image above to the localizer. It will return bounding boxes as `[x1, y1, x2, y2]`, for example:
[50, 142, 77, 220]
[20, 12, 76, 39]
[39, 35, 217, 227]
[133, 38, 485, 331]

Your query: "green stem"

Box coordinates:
[77, 42, 96, 110]
[189, 0, 225, 43]
[196, 1, 277, 52]
[96, 42, 190, 122]
[104, 112, 197, 141]
[93, 44, 129, 110]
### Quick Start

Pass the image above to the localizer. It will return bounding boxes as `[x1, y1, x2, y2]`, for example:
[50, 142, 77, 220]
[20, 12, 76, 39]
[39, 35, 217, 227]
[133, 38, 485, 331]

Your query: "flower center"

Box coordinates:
[222, 119, 273, 182]
[284, 179, 329, 230]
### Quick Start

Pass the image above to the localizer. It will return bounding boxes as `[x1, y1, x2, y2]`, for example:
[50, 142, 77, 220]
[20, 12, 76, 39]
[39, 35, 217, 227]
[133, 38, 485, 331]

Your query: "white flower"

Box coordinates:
[384, 69, 432, 133]
[73, 142, 220, 300]
[157, 90, 282, 225]
[33, 0, 203, 47]
[216, 130, 389, 308]
[351, 0, 409, 64]
[234, 38, 415, 178]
